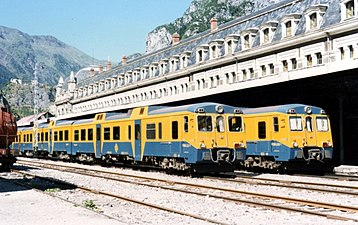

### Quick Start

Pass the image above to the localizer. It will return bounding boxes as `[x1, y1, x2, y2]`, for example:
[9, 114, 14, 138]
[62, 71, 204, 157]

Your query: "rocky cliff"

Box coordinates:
[146, 0, 285, 53]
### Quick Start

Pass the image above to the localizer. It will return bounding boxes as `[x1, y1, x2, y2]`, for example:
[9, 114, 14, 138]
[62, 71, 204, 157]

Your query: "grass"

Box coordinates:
[83, 199, 98, 210]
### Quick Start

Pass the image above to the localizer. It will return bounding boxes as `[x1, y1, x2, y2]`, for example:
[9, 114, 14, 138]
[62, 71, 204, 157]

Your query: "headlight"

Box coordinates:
[200, 142, 206, 149]
[293, 142, 298, 148]
[215, 105, 224, 114]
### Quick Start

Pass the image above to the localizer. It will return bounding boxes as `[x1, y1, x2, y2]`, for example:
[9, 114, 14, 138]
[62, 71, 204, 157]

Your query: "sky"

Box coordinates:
[1, 0, 192, 63]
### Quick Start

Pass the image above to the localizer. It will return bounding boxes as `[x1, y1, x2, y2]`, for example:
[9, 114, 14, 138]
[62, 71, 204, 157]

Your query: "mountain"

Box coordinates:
[0, 25, 101, 87]
[146, 0, 285, 53]
[0, 25, 103, 118]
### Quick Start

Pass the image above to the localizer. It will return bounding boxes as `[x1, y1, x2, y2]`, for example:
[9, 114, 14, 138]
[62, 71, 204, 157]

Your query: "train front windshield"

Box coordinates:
[198, 116, 213, 131]
[289, 116, 303, 131]
[228, 116, 243, 132]
[316, 116, 329, 131]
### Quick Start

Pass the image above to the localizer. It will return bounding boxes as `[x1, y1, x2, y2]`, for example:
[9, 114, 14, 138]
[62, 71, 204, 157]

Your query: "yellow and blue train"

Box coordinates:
[13, 103, 246, 174]
[241, 104, 333, 172]
[13, 103, 334, 173]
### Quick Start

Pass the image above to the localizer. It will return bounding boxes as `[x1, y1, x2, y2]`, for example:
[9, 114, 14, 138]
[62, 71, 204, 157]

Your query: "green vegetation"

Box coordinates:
[83, 199, 99, 210]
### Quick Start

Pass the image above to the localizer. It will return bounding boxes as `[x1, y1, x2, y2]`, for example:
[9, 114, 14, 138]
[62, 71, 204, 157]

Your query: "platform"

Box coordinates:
[333, 165, 358, 176]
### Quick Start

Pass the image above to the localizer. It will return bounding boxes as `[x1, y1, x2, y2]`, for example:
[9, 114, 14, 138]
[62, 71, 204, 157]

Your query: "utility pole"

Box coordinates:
[33, 63, 39, 155]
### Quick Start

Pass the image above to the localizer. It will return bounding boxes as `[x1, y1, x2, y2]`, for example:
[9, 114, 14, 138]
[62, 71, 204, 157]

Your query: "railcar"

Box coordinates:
[0, 94, 17, 169]
[14, 103, 246, 174]
[241, 104, 333, 172]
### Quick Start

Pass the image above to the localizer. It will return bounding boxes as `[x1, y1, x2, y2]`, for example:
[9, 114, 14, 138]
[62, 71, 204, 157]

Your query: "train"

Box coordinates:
[13, 102, 334, 174]
[241, 104, 333, 172]
[13, 103, 246, 174]
[0, 94, 17, 170]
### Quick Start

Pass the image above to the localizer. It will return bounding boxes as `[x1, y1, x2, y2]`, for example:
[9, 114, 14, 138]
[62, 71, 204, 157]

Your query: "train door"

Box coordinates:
[304, 116, 317, 146]
[96, 124, 101, 157]
[215, 115, 228, 147]
[134, 120, 141, 161]
[256, 118, 272, 154]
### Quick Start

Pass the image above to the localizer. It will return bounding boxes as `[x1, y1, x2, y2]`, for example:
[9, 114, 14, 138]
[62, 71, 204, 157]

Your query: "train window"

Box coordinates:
[289, 116, 303, 131]
[172, 121, 178, 139]
[229, 116, 243, 132]
[158, 123, 162, 139]
[146, 124, 156, 139]
[184, 116, 189, 132]
[128, 125, 132, 140]
[74, 130, 79, 141]
[54, 131, 58, 141]
[113, 126, 120, 140]
[305, 116, 313, 132]
[38, 134, 40, 141]
[135, 124, 141, 140]
[30, 134, 32, 142]
[24, 134, 27, 142]
[140, 108, 145, 115]
[19, 135, 21, 143]
[45, 132, 48, 142]
[316, 116, 329, 131]
[80, 129, 85, 141]
[216, 116, 225, 132]
[258, 122, 266, 139]
[64, 130, 69, 141]
[197, 116, 213, 132]
[104, 127, 110, 140]
[273, 117, 279, 132]
[59, 131, 63, 141]
[41, 133, 44, 142]
[88, 128, 93, 140]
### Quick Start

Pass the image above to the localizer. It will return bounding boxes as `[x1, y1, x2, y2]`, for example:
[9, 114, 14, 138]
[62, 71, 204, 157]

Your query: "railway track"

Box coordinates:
[5, 168, 226, 225]
[203, 172, 358, 197]
[15, 159, 358, 222]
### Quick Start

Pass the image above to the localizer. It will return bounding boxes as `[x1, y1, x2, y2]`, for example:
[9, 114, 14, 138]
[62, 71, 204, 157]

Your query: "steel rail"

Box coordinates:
[232, 173, 358, 190]
[203, 175, 358, 196]
[10, 169, 227, 225]
[16, 159, 358, 222]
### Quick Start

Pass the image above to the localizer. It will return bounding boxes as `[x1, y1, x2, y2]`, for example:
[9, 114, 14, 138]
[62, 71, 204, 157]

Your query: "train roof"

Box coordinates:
[17, 126, 32, 131]
[72, 118, 94, 125]
[242, 104, 325, 115]
[105, 112, 130, 121]
[148, 102, 243, 115]
[55, 120, 76, 126]
[38, 123, 49, 128]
